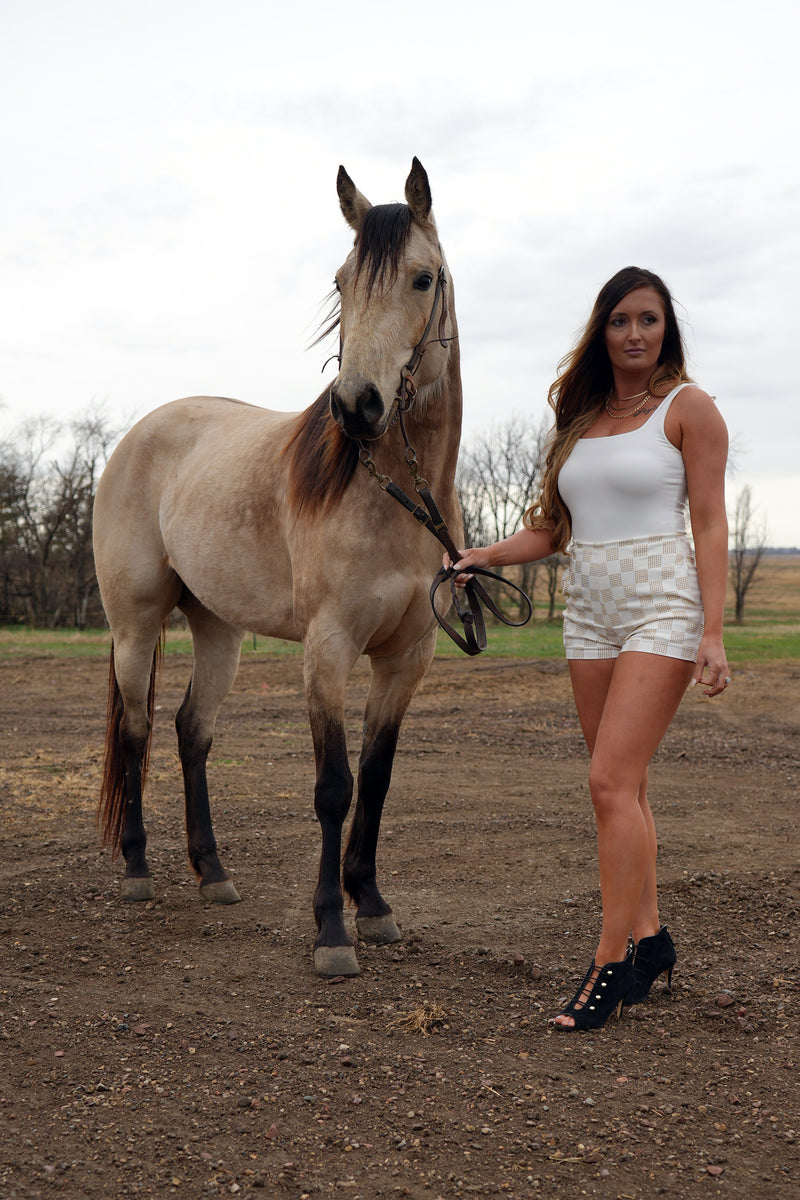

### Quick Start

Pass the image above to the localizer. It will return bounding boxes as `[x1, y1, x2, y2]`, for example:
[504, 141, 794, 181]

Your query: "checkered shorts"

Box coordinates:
[562, 532, 704, 661]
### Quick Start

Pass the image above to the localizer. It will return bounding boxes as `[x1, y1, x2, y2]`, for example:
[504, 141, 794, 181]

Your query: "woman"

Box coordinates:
[448, 266, 729, 1030]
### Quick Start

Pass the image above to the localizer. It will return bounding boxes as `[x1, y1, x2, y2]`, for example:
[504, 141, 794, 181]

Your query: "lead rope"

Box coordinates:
[358, 409, 531, 655]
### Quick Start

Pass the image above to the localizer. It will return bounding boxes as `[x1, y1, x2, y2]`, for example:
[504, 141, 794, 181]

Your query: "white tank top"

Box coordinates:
[557, 383, 690, 543]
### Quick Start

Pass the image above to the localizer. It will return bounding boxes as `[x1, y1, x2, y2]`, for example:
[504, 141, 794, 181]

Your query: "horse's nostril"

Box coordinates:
[360, 386, 383, 427]
[329, 389, 343, 425]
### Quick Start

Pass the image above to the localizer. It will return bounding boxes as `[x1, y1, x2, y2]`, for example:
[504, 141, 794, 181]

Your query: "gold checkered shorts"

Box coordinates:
[562, 532, 704, 661]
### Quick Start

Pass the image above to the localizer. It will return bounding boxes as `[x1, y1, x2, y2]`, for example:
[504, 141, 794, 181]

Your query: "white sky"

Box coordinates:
[2, 0, 798, 547]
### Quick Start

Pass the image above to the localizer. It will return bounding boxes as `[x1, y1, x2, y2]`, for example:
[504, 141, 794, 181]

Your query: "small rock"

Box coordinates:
[715, 993, 735, 1008]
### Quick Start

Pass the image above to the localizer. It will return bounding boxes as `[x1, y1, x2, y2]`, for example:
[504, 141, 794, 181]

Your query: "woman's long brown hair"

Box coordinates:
[524, 267, 692, 552]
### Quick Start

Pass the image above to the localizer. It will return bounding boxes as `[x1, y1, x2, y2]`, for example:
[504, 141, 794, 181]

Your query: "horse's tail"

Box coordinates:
[98, 629, 165, 858]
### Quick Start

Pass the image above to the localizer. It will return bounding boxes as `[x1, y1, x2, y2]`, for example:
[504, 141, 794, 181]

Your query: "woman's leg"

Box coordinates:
[632, 768, 661, 944]
[554, 651, 693, 1027]
[566, 658, 660, 939]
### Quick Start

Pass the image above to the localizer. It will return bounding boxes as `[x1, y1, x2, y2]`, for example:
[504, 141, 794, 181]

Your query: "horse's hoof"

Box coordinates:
[356, 914, 401, 944]
[200, 879, 242, 904]
[120, 877, 155, 902]
[314, 945, 360, 978]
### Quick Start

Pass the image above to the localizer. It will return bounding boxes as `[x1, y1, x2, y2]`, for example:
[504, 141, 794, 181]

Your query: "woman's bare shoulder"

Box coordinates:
[669, 382, 714, 404]
[672, 384, 724, 423]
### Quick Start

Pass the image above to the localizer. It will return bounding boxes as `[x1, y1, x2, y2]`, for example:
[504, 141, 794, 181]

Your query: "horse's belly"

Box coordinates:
[164, 526, 299, 641]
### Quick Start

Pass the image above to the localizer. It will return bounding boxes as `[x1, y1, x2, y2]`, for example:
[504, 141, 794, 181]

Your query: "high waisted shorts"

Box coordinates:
[562, 532, 704, 661]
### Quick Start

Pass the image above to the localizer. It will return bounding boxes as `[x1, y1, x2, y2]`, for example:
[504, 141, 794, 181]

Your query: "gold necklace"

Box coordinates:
[605, 389, 652, 420]
[617, 388, 649, 401]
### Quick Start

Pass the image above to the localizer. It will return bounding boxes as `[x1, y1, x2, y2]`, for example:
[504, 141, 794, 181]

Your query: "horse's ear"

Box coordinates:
[405, 157, 433, 225]
[337, 166, 372, 232]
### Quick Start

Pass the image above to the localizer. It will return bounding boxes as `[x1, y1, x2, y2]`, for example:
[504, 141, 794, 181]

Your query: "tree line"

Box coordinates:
[0, 413, 117, 629]
[0, 409, 767, 630]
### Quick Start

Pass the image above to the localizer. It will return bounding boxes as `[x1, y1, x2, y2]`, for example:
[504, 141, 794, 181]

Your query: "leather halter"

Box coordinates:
[341, 257, 532, 655]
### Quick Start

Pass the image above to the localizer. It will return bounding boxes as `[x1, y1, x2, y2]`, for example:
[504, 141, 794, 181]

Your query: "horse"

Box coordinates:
[93, 158, 464, 977]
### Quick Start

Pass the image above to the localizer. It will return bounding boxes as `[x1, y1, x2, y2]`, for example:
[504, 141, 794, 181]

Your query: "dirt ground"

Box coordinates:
[1, 649, 798, 1200]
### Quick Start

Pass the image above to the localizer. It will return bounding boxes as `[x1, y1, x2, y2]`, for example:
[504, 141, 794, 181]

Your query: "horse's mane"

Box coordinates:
[284, 388, 361, 516]
[286, 203, 413, 515]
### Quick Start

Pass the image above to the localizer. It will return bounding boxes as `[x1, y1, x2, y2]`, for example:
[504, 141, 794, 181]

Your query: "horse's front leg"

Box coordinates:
[343, 638, 435, 945]
[176, 600, 243, 904]
[305, 639, 360, 977]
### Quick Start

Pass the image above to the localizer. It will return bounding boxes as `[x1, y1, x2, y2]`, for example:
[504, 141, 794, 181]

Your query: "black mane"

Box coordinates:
[313, 202, 413, 347]
[356, 203, 413, 293]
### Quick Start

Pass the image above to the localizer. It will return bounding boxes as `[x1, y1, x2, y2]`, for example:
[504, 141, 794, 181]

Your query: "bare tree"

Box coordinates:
[55, 414, 119, 627]
[729, 484, 767, 624]
[0, 417, 63, 625]
[455, 413, 566, 620]
[0, 409, 118, 627]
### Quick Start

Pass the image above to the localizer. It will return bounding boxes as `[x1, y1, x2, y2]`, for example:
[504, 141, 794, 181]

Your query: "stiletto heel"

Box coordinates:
[627, 925, 677, 1005]
[552, 954, 635, 1031]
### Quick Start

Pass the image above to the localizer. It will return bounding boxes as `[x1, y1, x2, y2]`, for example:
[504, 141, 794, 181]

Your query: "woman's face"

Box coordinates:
[604, 286, 666, 378]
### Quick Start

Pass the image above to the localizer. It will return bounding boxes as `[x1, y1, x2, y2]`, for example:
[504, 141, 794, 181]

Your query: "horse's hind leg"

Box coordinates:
[176, 594, 244, 904]
[108, 625, 171, 901]
[343, 637, 436, 944]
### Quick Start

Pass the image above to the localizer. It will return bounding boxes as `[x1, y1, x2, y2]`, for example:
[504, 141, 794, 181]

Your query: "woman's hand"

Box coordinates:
[442, 527, 554, 584]
[442, 546, 495, 586]
[691, 634, 730, 698]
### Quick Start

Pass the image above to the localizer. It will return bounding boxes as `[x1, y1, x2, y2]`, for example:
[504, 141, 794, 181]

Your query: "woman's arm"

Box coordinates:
[445, 524, 556, 575]
[677, 389, 730, 696]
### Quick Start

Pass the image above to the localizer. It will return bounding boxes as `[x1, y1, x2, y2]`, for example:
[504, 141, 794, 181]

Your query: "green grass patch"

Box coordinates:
[4, 616, 796, 664]
[434, 616, 565, 658]
[0, 626, 303, 660]
[718, 623, 800, 662]
[3, 550, 798, 673]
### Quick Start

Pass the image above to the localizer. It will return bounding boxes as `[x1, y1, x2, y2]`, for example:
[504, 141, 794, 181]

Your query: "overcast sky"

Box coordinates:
[2, 0, 798, 546]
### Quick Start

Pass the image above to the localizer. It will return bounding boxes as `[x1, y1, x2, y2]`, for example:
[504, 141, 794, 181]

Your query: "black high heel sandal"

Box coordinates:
[552, 954, 635, 1031]
[626, 925, 677, 1005]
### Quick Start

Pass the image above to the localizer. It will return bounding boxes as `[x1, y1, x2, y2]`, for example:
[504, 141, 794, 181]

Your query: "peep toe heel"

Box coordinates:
[626, 925, 677, 1005]
[552, 954, 635, 1031]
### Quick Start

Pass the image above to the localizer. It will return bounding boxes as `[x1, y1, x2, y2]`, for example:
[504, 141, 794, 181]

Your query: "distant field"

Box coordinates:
[1, 554, 797, 663]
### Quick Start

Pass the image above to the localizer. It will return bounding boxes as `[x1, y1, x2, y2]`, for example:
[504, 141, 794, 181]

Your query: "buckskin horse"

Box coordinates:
[95, 158, 482, 976]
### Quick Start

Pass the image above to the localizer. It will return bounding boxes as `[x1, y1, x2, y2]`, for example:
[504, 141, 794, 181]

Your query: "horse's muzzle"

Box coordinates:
[329, 382, 390, 441]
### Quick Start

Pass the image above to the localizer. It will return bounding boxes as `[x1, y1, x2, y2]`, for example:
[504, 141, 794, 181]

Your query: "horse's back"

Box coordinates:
[94, 397, 300, 638]
[104, 396, 296, 474]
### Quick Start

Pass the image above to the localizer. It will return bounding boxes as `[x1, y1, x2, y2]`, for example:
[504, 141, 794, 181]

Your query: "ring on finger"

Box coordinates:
[724, 676, 731, 685]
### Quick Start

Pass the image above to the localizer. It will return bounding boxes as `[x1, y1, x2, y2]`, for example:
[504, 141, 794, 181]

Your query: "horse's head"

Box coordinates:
[329, 158, 453, 441]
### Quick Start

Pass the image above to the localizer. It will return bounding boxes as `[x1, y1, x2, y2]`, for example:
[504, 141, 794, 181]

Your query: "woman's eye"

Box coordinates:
[413, 273, 434, 291]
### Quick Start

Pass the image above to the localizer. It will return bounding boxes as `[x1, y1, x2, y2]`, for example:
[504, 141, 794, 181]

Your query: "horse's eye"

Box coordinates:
[413, 273, 434, 292]
[334, 278, 341, 293]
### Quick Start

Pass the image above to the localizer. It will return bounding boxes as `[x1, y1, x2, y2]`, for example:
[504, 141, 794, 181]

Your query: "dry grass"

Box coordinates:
[386, 1000, 451, 1037]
